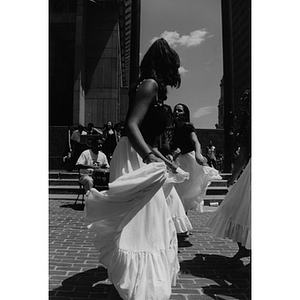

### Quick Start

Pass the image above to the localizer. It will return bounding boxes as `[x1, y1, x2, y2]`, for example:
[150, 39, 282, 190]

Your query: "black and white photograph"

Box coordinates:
[48, 1, 251, 299]
[2, 1, 299, 300]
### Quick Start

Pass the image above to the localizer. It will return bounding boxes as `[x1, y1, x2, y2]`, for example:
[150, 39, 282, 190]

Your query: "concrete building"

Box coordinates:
[219, 0, 251, 171]
[218, 0, 251, 128]
[49, 0, 140, 169]
[49, 0, 139, 128]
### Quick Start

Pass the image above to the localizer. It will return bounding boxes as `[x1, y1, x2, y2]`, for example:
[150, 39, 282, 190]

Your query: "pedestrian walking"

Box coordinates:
[84, 38, 183, 300]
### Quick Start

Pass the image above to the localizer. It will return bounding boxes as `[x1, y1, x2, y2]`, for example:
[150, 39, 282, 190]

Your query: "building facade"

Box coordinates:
[218, 0, 251, 127]
[49, 0, 139, 169]
[49, 0, 138, 128]
[219, 0, 251, 171]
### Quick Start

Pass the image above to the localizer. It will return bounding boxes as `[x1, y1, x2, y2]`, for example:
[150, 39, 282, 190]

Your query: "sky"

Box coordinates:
[140, 0, 223, 129]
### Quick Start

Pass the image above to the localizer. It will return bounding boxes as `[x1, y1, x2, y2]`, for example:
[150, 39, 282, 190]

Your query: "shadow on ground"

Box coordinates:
[49, 267, 113, 300]
[180, 254, 251, 300]
[60, 203, 85, 211]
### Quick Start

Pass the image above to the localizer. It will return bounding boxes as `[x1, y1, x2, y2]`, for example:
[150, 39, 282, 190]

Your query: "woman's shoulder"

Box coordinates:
[135, 78, 159, 103]
[136, 78, 158, 91]
[183, 122, 195, 131]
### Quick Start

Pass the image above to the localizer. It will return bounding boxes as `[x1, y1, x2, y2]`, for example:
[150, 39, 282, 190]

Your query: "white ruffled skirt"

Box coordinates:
[84, 137, 186, 300]
[206, 159, 251, 249]
[165, 187, 193, 233]
[175, 151, 222, 212]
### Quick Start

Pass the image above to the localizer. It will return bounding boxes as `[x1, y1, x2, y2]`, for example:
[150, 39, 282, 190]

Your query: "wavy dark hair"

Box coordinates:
[129, 38, 181, 101]
[173, 103, 191, 123]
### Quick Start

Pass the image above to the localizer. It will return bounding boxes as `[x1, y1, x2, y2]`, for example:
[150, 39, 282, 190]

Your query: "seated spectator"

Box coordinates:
[76, 138, 109, 193]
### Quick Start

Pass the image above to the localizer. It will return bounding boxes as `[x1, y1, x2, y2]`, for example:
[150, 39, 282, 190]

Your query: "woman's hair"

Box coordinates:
[130, 38, 181, 101]
[174, 103, 191, 123]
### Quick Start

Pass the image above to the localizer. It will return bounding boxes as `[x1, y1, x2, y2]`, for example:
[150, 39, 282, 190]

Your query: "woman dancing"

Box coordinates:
[84, 38, 182, 300]
[172, 103, 222, 213]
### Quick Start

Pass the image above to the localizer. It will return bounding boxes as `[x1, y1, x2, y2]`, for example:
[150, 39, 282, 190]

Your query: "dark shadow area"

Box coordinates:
[49, 267, 113, 300]
[84, 2, 118, 93]
[177, 234, 193, 248]
[180, 254, 251, 300]
[60, 203, 85, 211]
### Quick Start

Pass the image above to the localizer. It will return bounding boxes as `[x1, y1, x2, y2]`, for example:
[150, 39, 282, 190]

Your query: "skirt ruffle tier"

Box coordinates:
[175, 151, 222, 212]
[165, 187, 192, 233]
[206, 160, 251, 249]
[84, 137, 189, 300]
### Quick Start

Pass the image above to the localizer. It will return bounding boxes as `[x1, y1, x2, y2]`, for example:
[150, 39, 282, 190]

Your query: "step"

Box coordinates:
[48, 170, 230, 205]
[49, 185, 108, 194]
[49, 194, 227, 205]
[49, 171, 79, 180]
[49, 185, 85, 194]
[206, 186, 228, 195]
[49, 194, 85, 200]
[208, 180, 227, 187]
[49, 171, 232, 180]
[49, 178, 79, 186]
[49, 178, 228, 187]
[219, 173, 231, 180]
[203, 195, 226, 207]
[49, 183, 227, 194]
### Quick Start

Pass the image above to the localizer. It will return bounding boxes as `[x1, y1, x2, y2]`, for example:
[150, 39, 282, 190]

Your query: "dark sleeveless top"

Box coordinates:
[125, 79, 168, 147]
[140, 102, 168, 146]
[174, 123, 196, 154]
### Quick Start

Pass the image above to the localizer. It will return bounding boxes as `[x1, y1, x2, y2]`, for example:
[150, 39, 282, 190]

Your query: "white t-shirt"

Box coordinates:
[76, 149, 109, 175]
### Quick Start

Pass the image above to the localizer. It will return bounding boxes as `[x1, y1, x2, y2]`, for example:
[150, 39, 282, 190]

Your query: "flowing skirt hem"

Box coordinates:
[99, 243, 179, 300]
[206, 213, 250, 249]
[172, 215, 193, 233]
[176, 152, 222, 212]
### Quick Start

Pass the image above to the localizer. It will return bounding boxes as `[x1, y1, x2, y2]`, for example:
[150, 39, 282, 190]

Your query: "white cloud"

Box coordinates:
[151, 30, 208, 48]
[193, 106, 217, 118]
[179, 66, 188, 75]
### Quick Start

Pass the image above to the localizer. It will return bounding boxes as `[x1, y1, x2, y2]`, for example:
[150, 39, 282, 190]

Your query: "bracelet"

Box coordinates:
[143, 151, 155, 163]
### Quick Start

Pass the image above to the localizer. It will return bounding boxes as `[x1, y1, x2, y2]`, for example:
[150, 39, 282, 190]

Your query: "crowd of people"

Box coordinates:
[63, 38, 251, 300]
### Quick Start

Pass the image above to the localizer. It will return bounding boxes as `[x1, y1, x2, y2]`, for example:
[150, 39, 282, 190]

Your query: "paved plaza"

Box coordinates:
[49, 199, 250, 300]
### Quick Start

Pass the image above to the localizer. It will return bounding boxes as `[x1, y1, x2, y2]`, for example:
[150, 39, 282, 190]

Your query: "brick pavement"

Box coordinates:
[49, 199, 250, 300]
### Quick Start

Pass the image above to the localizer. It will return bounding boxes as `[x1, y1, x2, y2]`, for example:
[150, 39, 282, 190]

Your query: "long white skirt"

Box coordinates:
[175, 151, 222, 212]
[165, 187, 193, 233]
[84, 137, 181, 300]
[206, 159, 251, 249]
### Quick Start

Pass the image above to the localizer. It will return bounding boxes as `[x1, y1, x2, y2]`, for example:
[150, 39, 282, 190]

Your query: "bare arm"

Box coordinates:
[189, 131, 207, 165]
[152, 139, 178, 173]
[125, 79, 162, 164]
